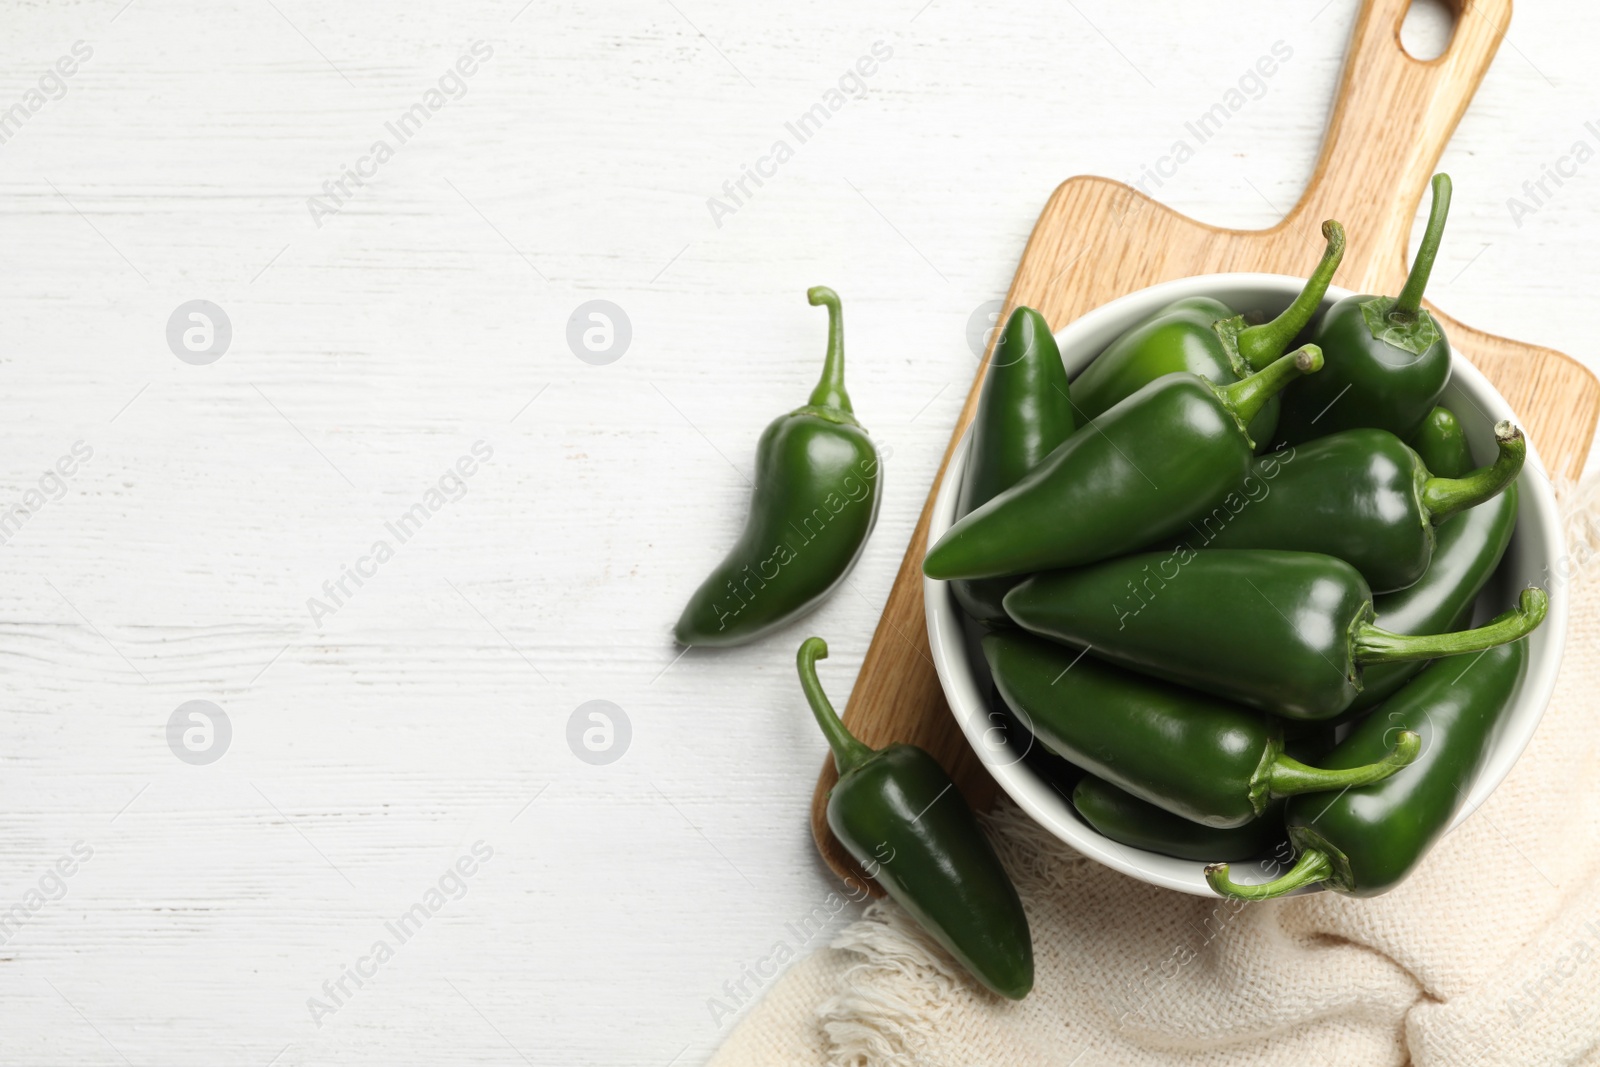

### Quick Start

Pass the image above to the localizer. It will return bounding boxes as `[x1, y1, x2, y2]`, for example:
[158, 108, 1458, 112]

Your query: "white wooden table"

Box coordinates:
[0, 1, 1594, 1063]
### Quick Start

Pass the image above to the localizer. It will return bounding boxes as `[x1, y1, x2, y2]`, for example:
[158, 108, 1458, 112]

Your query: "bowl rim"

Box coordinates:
[924, 271, 1570, 896]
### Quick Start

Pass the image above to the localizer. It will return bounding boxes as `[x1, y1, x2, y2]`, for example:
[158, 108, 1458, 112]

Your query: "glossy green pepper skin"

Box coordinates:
[923, 346, 1323, 581]
[1408, 405, 1471, 478]
[1344, 482, 1518, 717]
[1072, 776, 1287, 862]
[1207, 634, 1533, 900]
[983, 630, 1419, 828]
[675, 288, 880, 647]
[1071, 727, 1334, 860]
[952, 307, 1077, 623]
[799, 639, 1032, 999]
[1194, 423, 1524, 592]
[1278, 175, 1454, 444]
[1004, 550, 1548, 721]
[1072, 222, 1345, 448]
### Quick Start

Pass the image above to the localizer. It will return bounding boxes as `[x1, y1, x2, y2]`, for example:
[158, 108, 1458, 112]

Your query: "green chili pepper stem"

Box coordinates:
[797, 637, 874, 775]
[1266, 730, 1420, 796]
[1205, 849, 1333, 901]
[1355, 587, 1548, 665]
[1420, 420, 1525, 523]
[1392, 174, 1452, 320]
[1215, 344, 1323, 432]
[804, 286, 853, 414]
[1236, 221, 1346, 369]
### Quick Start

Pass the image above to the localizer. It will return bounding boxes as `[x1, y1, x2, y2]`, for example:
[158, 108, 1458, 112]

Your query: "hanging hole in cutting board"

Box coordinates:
[1399, 0, 1457, 61]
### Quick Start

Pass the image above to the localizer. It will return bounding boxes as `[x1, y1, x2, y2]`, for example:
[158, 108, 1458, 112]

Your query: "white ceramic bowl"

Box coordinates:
[925, 273, 1569, 896]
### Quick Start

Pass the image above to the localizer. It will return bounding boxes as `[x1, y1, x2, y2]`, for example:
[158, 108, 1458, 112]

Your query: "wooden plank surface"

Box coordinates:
[0, 1, 1597, 1064]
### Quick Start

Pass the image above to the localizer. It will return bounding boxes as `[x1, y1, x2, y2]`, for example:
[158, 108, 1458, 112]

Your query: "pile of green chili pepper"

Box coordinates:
[923, 178, 1552, 903]
[743, 179, 1544, 1002]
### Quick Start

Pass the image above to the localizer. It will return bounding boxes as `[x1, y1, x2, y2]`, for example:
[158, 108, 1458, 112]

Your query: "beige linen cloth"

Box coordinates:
[710, 482, 1600, 1067]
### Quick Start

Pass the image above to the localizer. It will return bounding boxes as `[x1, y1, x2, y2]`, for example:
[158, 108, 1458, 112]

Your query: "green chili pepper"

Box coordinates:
[1071, 726, 1334, 860]
[923, 345, 1323, 582]
[952, 307, 1078, 623]
[799, 638, 1033, 999]
[1003, 551, 1547, 721]
[1343, 482, 1518, 718]
[675, 288, 881, 647]
[1278, 175, 1453, 444]
[1408, 405, 1472, 478]
[1072, 776, 1288, 862]
[1194, 422, 1523, 592]
[1206, 630, 1535, 900]
[982, 629, 1419, 828]
[1072, 221, 1345, 447]
[985, 683, 1086, 796]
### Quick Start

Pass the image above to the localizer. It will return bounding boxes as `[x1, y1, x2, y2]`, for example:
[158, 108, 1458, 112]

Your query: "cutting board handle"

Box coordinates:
[1283, 0, 1511, 290]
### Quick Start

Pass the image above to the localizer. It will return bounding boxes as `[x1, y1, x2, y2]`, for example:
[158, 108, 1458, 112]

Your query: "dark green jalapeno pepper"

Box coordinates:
[1072, 776, 1288, 862]
[952, 307, 1078, 623]
[1277, 175, 1453, 444]
[1072, 221, 1345, 447]
[923, 345, 1322, 581]
[1206, 631, 1535, 900]
[1003, 550, 1547, 721]
[799, 637, 1033, 999]
[1408, 405, 1471, 478]
[1193, 422, 1524, 592]
[1343, 482, 1518, 718]
[1071, 726, 1334, 860]
[983, 629, 1419, 828]
[675, 288, 881, 647]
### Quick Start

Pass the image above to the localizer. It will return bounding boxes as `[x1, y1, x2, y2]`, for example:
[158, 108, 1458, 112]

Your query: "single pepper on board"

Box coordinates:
[1408, 405, 1472, 478]
[1003, 551, 1548, 721]
[923, 345, 1324, 582]
[983, 629, 1419, 829]
[799, 638, 1033, 999]
[952, 307, 1078, 623]
[1193, 422, 1524, 592]
[1206, 631, 1536, 900]
[1341, 481, 1519, 718]
[674, 288, 881, 647]
[1071, 221, 1345, 447]
[1277, 174, 1454, 444]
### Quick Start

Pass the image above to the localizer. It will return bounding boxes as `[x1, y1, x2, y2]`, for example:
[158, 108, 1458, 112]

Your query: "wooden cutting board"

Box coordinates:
[812, 0, 1600, 892]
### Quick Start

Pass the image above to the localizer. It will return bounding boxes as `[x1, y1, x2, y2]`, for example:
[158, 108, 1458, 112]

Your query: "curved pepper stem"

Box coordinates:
[797, 637, 874, 775]
[805, 286, 853, 414]
[1266, 730, 1420, 797]
[1421, 420, 1525, 523]
[1216, 344, 1323, 436]
[1356, 587, 1548, 666]
[1206, 849, 1333, 901]
[1392, 174, 1452, 320]
[1236, 220, 1346, 369]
